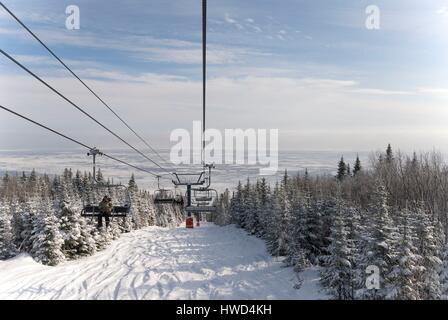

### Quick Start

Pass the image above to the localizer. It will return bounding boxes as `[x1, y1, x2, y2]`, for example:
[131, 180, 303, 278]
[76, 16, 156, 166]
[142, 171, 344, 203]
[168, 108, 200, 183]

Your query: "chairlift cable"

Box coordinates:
[0, 104, 172, 179]
[0, 1, 176, 173]
[0, 49, 173, 177]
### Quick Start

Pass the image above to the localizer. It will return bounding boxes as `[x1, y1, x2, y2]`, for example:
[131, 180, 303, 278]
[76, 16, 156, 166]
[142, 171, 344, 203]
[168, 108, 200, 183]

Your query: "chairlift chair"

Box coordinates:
[154, 175, 180, 204]
[81, 183, 131, 218]
[187, 164, 218, 213]
[154, 189, 176, 204]
[172, 171, 206, 186]
[193, 188, 215, 203]
[172, 165, 218, 214]
[186, 187, 218, 213]
[81, 148, 131, 226]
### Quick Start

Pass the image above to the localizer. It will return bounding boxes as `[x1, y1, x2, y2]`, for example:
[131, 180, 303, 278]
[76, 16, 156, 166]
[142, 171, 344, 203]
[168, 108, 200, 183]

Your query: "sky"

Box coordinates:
[1, 0, 448, 154]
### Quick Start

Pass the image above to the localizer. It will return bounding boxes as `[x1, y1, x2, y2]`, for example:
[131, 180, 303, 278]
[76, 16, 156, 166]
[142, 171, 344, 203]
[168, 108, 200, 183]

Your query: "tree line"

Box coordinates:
[214, 145, 448, 300]
[0, 168, 183, 265]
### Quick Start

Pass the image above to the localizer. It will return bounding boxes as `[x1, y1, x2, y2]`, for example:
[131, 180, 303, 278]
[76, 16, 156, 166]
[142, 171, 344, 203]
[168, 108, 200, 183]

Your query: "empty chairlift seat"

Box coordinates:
[154, 189, 176, 204]
[186, 188, 218, 213]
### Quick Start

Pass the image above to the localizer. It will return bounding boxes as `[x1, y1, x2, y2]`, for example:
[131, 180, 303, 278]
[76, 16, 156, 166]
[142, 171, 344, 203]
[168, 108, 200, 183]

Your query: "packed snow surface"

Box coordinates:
[0, 224, 327, 300]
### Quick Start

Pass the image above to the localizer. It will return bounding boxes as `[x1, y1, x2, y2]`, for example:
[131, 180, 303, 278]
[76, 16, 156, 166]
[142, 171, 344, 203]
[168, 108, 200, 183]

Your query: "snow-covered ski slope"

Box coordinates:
[0, 224, 327, 300]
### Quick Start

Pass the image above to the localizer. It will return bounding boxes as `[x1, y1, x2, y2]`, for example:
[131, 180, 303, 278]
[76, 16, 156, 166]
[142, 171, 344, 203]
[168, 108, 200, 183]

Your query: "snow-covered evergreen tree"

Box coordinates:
[77, 219, 97, 257]
[301, 196, 324, 263]
[255, 178, 270, 238]
[413, 206, 443, 299]
[93, 227, 113, 251]
[244, 185, 261, 235]
[213, 189, 231, 226]
[441, 244, 448, 299]
[59, 201, 82, 259]
[0, 203, 16, 259]
[30, 201, 65, 266]
[230, 181, 244, 226]
[286, 190, 312, 267]
[321, 197, 352, 300]
[14, 200, 38, 252]
[59, 201, 96, 259]
[387, 208, 421, 300]
[267, 183, 291, 257]
[344, 206, 369, 299]
[358, 182, 399, 300]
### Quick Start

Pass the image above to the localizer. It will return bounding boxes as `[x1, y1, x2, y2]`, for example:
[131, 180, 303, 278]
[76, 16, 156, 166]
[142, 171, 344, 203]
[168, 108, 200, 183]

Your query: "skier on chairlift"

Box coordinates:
[98, 195, 113, 228]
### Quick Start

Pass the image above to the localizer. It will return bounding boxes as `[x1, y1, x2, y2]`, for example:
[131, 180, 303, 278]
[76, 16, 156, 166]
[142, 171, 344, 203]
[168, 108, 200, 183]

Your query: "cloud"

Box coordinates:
[224, 13, 237, 24]
[351, 88, 412, 96]
[76, 68, 188, 83]
[418, 87, 448, 97]
[8, 53, 105, 70]
[0, 5, 59, 24]
[245, 18, 263, 33]
[250, 25, 262, 33]
[10, 54, 56, 65]
[1, 24, 265, 66]
[3, 70, 446, 153]
[0, 26, 21, 35]
[277, 34, 285, 41]
[437, 7, 448, 17]
[299, 78, 356, 88]
[138, 45, 257, 65]
[224, 13, 244, 30]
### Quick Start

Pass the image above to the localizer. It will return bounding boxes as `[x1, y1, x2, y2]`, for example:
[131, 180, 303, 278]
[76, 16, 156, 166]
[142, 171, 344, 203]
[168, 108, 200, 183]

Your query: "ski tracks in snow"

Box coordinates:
[0, 224, 327, 300]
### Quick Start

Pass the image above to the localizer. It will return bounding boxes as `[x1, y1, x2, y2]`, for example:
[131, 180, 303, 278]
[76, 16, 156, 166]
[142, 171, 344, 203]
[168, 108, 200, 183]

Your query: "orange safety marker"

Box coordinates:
[186, 217, 194, 229]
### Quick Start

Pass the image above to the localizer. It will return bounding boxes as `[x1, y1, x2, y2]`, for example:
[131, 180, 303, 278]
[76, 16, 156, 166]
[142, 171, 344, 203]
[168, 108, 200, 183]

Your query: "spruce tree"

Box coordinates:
[230, 181, 244, 226]
[287, 195, 308, 266]
[0, 205, 16, 259]
[128, 174, 138, 192]
[96, 168, 104, 183]
[337, 157, 347, 181]
[359, 182, 399, 299]
[244, 185, 260, 235]
[30, 202, 65, 266]
[256, 178, 270, 238]
[411, 152, 418, 169]
[345, 206, 368, 299]
[387, 208, 421, 300]
[20, 171, 27, 183]
[93, 227, 113, 251]
[77, 218, 97, 257]
[304, 168, 310, 190]
[2, 172, 10, 185]
[440, 244, 448, 299]
[59, 201, 95, 259]
[353, 155, 362, 176]
[321, 197, 352, 300]
[267, 184, 291, 257]
[16, 200, 38, 252]
[414, 207, 443, 299]
[386, 144, 393, 163]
